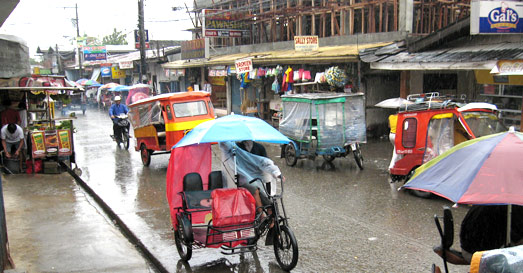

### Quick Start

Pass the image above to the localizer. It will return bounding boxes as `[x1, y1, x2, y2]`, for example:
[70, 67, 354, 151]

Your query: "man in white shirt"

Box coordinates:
[1, 123, 24, 158]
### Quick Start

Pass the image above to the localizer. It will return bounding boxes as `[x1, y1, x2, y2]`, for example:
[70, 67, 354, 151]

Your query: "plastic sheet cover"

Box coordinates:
[279, 101, 311, 142]
[470, 245, 523, 273]
[211, 188, 255, 227]
[219, 141, 281, 196]
[128, 100, 163, 129]
[279, 93, 366, 149]
[423, 115, 454, 163]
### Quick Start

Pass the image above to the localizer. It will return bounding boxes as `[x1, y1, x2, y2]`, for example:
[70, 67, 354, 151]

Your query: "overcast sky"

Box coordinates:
[0, 0, 194, 57]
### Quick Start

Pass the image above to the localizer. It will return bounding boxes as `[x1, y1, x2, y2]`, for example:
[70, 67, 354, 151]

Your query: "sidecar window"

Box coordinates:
[172, 101, 208, 118]
[402, 118, 417, 148]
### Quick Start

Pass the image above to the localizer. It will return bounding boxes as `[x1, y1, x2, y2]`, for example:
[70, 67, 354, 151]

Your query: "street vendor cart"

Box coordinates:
[0, 75, 83, 174]
[279, 92, 366, 169]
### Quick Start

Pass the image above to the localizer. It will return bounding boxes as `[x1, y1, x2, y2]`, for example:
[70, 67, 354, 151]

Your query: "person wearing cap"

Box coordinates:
[109, 96, 129, 145]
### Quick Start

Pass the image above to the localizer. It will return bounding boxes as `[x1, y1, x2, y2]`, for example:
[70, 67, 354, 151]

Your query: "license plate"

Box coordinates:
[350, 143, 357, 150]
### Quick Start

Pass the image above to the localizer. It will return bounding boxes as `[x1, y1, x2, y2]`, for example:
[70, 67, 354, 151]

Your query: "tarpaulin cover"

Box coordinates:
[166, 143, 211, 227]
[128, 100, 163, 129]
[279, 93, 366, 148]
[211, 188, 255, 227]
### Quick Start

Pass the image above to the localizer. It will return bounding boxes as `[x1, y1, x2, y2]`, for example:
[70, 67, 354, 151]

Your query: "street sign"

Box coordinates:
[135, 42, 150, 49]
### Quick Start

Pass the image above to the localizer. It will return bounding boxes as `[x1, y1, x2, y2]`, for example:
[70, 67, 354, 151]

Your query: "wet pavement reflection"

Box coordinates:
[73, 108, 470, 273]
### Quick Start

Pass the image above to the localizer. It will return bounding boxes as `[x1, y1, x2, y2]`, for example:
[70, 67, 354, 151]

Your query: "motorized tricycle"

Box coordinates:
[390, 93, 506, 196]
[128, 91, 215, 166]
[166, 114, 299, 271]
[279, 93, 366, 169]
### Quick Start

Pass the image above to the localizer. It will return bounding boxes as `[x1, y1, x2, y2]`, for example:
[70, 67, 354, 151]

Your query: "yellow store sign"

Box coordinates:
[112, 67, 126, 79]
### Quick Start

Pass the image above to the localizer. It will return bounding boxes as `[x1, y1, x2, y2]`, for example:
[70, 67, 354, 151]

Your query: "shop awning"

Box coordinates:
[162, 42, 392, 69]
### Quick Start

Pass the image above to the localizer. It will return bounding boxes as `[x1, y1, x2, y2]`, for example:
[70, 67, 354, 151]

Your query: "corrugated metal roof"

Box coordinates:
[364, 37, 523, 70]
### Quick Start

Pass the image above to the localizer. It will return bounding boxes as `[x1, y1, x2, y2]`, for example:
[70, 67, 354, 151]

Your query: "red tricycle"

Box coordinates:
[166, 115, 299, 271]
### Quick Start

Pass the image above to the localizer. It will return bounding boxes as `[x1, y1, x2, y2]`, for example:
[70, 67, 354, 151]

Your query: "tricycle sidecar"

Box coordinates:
[166, 115, 299, 271]
[279, 93, 366, 169]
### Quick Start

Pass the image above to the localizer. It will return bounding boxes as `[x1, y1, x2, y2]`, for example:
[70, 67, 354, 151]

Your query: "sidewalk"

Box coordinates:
[2, 173, 156, 273]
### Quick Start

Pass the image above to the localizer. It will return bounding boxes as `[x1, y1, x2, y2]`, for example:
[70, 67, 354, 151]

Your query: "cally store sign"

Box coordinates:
[471, 0, 523, 34]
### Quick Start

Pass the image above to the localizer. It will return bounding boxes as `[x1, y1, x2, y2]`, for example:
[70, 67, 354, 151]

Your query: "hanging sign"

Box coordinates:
[119, 61, 134, 69]
[234, 58, 253, 74]
[490, 60, 523, 75]
[294, 36, 319, 51]
[471, 0, 523, 34]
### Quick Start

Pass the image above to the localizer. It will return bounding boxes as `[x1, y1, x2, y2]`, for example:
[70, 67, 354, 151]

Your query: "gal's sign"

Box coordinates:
[471, 0, 523, 34]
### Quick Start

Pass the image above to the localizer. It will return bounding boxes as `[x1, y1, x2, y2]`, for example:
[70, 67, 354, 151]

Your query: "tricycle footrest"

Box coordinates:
[331, 146, 343, 153]
[220, 243, 257, 255]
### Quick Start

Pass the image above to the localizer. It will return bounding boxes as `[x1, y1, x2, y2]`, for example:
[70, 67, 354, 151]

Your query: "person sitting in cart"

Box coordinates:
[109, 96, 129, 145]
[219, 141, 283, 244]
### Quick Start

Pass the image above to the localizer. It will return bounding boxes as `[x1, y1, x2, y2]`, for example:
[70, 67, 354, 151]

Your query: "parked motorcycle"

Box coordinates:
[111, 114, 130, 149]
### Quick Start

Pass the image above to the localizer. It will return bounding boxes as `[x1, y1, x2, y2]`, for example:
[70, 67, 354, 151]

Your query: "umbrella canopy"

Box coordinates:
[100, 82, 119, 90]
[402, 129, 523, 206]
[402, 128, 523, 245]
[174, 114, 291, 148]
[375, 97, 413, 108]
[109, 85, 131, 92]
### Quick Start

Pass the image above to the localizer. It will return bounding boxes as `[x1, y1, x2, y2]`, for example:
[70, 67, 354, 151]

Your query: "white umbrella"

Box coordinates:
[375, 97, 413, 108]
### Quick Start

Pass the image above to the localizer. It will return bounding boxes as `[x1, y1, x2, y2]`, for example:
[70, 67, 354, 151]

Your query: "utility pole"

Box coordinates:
[75, 3, 83, 78]
[138, 0, 147, 84]
[55, 44, 62, 74]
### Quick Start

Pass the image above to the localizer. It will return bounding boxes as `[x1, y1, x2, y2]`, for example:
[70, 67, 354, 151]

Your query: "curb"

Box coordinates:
[59, 161, 168, 273]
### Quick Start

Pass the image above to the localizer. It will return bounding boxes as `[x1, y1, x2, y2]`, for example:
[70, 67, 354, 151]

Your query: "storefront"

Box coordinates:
[162, 42, 388, 121]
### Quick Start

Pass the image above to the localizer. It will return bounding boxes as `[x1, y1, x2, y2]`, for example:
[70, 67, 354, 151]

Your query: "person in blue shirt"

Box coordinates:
[109, 96, 129, 145]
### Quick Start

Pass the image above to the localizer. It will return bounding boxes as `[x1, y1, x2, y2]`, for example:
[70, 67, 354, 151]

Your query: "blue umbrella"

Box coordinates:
[174, 114, 290, 148]
[109, 85, 131, 92]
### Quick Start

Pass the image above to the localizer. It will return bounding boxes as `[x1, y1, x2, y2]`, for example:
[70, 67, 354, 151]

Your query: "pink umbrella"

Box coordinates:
[101, 82, 120, 90]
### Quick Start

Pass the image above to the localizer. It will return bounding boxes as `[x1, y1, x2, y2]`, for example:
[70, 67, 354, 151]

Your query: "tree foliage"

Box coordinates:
[102, 28, 127, 45]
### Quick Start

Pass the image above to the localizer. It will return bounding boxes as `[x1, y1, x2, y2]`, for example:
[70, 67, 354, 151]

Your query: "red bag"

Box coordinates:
[211, 188, 256, 227]
[26, 159, 42, 174]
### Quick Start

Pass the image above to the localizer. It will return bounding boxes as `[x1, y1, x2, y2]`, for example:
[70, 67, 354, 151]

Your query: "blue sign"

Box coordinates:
[475, 1, 523, 34]
[84, 53, 107, 61]
[101, 67, 111, 77]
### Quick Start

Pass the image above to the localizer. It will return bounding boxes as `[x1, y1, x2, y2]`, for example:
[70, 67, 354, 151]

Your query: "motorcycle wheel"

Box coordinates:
[273, 225, 299, 271]
[353, 146, 364, 170]
[122, 129, 130, 150]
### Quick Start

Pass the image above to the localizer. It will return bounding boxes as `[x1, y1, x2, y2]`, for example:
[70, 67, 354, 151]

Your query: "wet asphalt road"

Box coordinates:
[72, 108, 471, 273]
